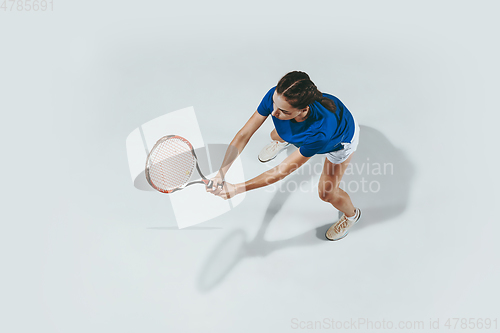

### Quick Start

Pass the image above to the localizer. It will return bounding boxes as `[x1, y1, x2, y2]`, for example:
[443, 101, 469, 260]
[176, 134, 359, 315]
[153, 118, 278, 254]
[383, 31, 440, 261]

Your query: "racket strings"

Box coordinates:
[147, 137, 196, 191]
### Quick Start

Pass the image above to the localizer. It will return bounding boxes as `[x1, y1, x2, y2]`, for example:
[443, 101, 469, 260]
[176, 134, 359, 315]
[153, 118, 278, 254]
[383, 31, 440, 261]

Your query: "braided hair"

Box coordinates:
[275, 71, 336, 113]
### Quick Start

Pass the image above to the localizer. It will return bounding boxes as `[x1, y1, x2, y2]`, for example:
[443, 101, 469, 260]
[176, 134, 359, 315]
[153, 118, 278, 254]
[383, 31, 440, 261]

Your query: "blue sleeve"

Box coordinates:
[299, 132, 328, 157]
[257, 86, 276, 117]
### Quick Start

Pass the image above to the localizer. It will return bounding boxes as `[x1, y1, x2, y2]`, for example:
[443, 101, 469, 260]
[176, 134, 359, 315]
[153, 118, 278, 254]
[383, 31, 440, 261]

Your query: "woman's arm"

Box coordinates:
[216, 110, 267, 178]
[216, 148, 312, 200]
[207, 110, 267, 194]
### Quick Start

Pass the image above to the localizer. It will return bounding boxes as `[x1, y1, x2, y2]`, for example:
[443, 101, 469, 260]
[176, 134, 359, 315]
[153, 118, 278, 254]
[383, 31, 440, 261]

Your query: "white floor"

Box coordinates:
[1, 1, 500, 332]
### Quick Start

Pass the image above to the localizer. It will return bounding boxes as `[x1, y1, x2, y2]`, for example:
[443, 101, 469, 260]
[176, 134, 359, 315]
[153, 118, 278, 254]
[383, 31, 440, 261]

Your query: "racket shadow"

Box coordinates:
[197, 161, 328, 292]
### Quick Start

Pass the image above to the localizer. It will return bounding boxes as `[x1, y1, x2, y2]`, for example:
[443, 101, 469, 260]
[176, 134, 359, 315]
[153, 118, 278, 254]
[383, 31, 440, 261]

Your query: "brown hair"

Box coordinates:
[276, 71, 336, 113]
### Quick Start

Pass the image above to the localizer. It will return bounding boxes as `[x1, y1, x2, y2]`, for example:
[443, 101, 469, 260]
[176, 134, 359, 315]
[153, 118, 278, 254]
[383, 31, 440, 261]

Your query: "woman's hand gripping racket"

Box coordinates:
[145, 135, 224, 194]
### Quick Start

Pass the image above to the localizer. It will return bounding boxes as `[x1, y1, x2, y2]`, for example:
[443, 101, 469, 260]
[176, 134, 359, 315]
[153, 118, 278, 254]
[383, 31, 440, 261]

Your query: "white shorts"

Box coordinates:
[325, 116, 360, 164]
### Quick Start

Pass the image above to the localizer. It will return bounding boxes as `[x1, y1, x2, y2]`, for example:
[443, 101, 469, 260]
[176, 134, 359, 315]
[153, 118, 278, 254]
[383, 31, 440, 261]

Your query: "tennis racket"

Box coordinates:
[145, 135, 223, 194]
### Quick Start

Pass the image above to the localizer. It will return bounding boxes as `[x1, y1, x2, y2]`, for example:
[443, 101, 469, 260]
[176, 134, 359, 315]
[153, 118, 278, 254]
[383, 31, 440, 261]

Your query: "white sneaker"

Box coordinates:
[258, 140, 290, 162]
[325, 208, 361, 241]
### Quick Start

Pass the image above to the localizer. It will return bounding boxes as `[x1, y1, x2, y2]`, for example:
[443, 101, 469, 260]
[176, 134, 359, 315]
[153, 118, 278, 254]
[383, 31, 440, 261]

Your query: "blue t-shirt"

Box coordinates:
[257, 86, 356, 157]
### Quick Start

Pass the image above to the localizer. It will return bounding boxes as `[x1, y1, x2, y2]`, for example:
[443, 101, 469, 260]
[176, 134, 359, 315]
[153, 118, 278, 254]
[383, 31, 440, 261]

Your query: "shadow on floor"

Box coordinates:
[197, 125, 415, 292]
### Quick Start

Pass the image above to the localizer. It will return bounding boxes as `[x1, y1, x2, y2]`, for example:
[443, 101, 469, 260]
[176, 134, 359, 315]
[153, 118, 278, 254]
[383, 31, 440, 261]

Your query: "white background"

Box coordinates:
[1, 1, 499, 332]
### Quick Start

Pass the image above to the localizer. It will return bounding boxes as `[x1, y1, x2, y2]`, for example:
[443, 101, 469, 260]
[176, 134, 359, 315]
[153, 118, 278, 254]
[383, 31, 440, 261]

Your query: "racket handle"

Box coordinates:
[205, 179, 225, 189]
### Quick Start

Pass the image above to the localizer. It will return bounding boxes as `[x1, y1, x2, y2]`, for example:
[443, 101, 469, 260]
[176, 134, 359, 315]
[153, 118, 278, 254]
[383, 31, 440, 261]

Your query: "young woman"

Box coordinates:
[206, 71, 361, 241]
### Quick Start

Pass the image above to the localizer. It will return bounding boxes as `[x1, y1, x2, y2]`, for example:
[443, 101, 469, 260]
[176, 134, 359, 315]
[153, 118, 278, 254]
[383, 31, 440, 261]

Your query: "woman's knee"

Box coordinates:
[318, 185, 341, 202]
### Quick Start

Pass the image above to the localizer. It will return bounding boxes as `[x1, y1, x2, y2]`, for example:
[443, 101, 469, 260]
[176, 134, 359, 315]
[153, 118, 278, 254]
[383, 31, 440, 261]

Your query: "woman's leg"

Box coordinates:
[317, 154, 356, 217]
[270, 128, 285, 142]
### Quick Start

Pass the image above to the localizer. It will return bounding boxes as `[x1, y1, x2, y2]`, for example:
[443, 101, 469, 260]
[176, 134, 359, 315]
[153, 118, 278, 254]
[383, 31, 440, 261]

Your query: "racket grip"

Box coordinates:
[205, 179, 224, 189]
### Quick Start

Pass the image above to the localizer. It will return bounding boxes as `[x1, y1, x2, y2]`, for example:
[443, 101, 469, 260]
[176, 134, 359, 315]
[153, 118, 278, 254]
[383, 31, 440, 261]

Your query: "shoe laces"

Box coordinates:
[268, 140, 284, 151]
[334, 215, 351, 234]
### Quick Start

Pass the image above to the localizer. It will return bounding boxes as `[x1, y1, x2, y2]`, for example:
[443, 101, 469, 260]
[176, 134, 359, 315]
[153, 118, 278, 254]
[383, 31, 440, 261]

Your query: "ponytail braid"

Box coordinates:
[276, 71, 337, 113]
